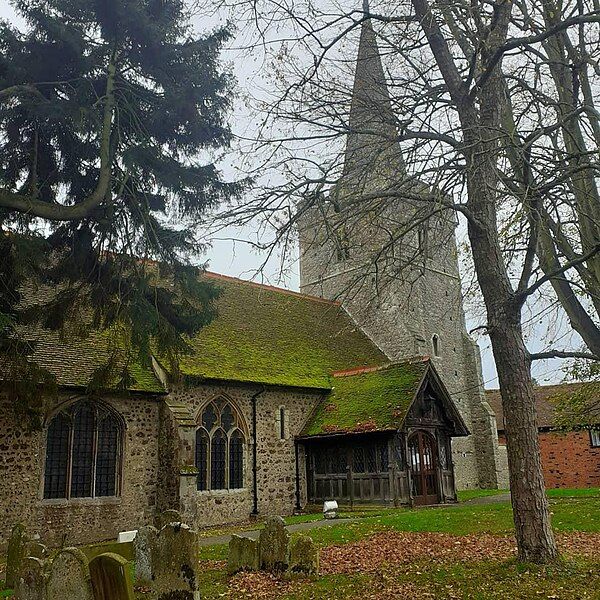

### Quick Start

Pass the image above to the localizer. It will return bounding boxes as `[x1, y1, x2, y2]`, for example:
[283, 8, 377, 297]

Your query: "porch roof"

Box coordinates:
[300, 358, 470, 438]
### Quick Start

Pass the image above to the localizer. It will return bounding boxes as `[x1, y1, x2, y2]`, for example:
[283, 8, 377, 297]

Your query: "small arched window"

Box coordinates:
[432, 334, 440, 357]
[196, 399, 247, 491]
[43, 400, 123, 500]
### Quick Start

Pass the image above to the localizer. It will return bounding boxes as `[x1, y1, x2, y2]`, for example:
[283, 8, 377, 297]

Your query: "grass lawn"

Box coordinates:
[190, 489, 600, 599]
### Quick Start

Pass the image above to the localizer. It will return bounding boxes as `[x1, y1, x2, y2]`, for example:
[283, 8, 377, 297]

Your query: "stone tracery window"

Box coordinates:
[196, 399, 246, 491]
[43, 400, 123, 500]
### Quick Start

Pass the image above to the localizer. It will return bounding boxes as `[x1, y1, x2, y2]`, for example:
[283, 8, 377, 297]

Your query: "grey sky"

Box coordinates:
[0, 0, 576, 389]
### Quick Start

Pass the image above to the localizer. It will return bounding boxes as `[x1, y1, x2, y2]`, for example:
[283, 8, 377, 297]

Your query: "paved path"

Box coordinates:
[462, 492, 511, 505]
[198, 518, 357, 547]
[197, 493, 511, 547]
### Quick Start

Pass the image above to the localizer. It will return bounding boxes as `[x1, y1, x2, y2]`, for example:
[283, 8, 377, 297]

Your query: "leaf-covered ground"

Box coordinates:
[194, 531, 600, 599]
[187, 492, 600, 599]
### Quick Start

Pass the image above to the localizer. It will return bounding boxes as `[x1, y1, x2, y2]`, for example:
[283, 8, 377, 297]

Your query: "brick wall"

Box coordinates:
[496, 430, 600, 489]
[539, 430, 600, 489]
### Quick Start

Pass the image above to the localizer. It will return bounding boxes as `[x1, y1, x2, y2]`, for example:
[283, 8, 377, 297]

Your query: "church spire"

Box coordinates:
[342, 2, 404, 179]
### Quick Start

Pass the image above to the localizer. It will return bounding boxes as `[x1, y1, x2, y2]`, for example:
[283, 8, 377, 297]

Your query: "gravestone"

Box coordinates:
[227, 535, 260, 574]
[6, 522, 27, 588]
[258, 517, 290, 572]
[89, 552, 134, 600]
[156, 509, 182, 530]
[133, 525, 158, 585]
[46, 548, 94, 600]
[153, 523, 200, 600]
[289, 535, 319, 575]
[14, 557, 47, 600]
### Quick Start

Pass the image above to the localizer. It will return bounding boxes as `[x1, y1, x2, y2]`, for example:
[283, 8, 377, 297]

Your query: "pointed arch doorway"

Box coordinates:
[408, 430, 439, 505]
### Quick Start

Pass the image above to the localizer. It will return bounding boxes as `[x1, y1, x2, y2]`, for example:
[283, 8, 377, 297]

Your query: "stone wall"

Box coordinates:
[0, 392, 161, 550]
[297, 201, 501, 490]
[167, 381, 322, 529]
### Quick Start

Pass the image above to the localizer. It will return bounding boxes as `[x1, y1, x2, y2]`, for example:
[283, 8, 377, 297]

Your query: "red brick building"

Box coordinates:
[487, 384, 600, 489]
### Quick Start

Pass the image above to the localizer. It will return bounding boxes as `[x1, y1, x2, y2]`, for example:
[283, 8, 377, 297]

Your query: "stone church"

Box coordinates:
[0, 15, 502, 550]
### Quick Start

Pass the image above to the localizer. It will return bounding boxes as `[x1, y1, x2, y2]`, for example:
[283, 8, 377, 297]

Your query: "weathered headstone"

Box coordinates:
[156, 509, 182, 530]
[6, 523, 28, 589]
[289, 535, 319, 575]
[89, 552, 134, 600]
[227, 535, 260, 574]
[14, 557, 47, 600]
[46, 548, 94, 600]
[258, 517, 290, 572]
[153, 523, 200, 600]
[133, 525, 158, 585]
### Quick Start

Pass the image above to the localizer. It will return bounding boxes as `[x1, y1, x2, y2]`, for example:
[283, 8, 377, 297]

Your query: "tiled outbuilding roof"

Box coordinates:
[486, 381, 600, 430]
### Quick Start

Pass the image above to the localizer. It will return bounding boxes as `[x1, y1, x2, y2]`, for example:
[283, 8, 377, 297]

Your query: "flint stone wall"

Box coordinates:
[170, 382, 319, 529]
[0, 392, 161, 551]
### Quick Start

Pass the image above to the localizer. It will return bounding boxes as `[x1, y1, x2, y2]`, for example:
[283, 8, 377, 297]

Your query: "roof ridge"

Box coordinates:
[203, 271, 341, 305]
[332, 356, 429, 378]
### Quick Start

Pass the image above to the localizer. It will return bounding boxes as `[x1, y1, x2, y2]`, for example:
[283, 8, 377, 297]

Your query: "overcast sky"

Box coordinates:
[0, 0, 577, 388]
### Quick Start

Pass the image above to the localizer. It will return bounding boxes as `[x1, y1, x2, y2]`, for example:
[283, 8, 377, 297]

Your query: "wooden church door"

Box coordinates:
[408, 431, 439, 505]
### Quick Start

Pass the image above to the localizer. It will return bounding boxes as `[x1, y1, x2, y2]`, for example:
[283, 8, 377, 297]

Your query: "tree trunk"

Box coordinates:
[465, 139, 559, 562]
[490, 312, 558, 562]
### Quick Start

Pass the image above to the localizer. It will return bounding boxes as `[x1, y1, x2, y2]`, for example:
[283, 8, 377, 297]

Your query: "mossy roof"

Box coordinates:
[22, 326, 165, 393]
[176, 273, 388, 388]
[301, 359, 430, 436]
[14, 273, 387, 394]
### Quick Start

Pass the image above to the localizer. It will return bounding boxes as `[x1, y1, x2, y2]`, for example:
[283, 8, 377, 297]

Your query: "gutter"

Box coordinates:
[294, 440, 302, 511]
[251, 385, 265, 515]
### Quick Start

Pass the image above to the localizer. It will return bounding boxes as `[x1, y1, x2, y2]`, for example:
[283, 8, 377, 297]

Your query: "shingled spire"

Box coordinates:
[342, 0, 404, 180]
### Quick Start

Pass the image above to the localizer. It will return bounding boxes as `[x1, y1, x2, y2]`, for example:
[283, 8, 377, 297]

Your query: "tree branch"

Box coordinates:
[0, 51, 117, 221]
[516, 243, 600, 303]
[529, 350, 600, 361]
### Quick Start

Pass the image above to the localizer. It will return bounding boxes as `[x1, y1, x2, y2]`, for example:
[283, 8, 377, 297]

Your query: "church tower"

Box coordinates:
[297, 8, 501, 489]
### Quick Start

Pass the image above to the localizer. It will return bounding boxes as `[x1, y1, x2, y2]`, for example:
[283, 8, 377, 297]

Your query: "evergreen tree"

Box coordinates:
[0, 0, 242, 409]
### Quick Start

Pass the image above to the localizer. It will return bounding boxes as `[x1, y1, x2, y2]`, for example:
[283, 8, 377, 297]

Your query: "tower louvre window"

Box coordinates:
[432, 334, 441, 357]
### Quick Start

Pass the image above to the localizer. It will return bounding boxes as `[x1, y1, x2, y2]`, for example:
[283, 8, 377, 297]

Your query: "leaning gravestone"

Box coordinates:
[89, 552, 134, 600]
[156, 509, 182, 530]
[289, 535, 319, 575]
[133, 525, 158, 585]
[6, 522, 27, 589]
[227, 535, 260, 574]
[46, 548, 94, 600]
[14, 556, 47, 600]
[153, 523, 200, 600]
[258, 517, 290, 572]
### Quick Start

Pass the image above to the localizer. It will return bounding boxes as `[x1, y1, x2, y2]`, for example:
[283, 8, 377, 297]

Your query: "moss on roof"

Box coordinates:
[15, 273, 387, 393]
[24, 327, 165, 393]
[302, 359, 429, 436]
[177, 274, 388, 388]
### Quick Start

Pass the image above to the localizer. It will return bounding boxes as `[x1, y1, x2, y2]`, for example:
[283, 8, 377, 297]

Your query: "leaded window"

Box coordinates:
[196, 399, 247, 491]
[43, 400, 123, 500]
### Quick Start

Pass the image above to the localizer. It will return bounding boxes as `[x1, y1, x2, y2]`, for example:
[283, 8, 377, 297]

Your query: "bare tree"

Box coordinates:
[202, 0, 600, 562]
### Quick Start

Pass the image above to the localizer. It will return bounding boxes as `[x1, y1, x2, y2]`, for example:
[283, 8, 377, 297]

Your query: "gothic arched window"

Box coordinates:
[196, 399, 247, 491]
[43, 400, 123, 500]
